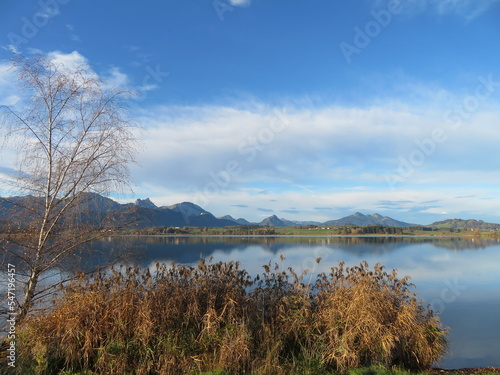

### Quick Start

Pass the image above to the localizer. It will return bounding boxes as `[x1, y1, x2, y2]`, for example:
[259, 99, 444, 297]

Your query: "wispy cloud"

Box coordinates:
[376, 200, 414, 207]
[0, 62, 20, 106]
[281, 209, 302, 214]
[257, 208, 274, 213]
[389, 0, 500, 21]
[106, 67, 129, 88]
[430, 0, 500, 21]
[65, 24, 81, 41]
[228, 0, 251, 7]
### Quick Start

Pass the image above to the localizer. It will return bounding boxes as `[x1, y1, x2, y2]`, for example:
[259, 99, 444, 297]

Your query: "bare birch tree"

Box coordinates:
[0, 54, 138, 323]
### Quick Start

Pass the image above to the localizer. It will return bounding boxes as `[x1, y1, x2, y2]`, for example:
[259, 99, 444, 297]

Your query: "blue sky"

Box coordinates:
[1, 0, 500, 224]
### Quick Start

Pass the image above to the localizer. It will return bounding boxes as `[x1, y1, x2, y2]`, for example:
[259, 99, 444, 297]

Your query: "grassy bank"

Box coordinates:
[350, 367, 500, 375]
[5, 260, 447, 375]
[28, 367, 500, 375]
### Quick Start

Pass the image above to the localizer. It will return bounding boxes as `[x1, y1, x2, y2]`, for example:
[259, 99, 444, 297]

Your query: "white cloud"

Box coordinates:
[129, 90, 500, 223]
[44, 51, 132, 89]
[430, 0, 500, 20]
[0, 62, 20, 106]
[0, 167, 17, 185]
[374, 0, 499, 21]
[47, 50, 91, 73]
[138, 83, 159, 93]
[134, 103, 440, 188]
[228, 0, 251, 7]
[2, 50, 500, 224]
[3, 45, 19, 54]
[0, 51, 133, 107]
[394, 0, 500, 21]
[44, 51, 134, 91]
[106, 67, 129, 88]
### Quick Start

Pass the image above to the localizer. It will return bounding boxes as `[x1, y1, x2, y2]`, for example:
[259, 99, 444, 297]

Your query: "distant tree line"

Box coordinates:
[119, 225, 412, 236]
[119, 225, 278, 236]
[337, 225, 405, 235]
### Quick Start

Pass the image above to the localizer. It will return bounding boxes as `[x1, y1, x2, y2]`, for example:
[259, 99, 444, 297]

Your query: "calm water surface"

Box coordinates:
[98, 235, 500, 369]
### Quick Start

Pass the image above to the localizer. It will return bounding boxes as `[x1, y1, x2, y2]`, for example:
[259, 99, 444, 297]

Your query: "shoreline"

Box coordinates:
[431, 368, 500, 375]
[112, 233, 494, 238]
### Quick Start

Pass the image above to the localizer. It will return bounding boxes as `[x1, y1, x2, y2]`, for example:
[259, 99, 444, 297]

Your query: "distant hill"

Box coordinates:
[0, 195, 41, 227]
[258, 215, 287, 227]
[133, 198, 157, 209]
[219, 215, 251, 225]
[0, 193, 123, 228]
[291, 220, 323, 226]
[430, 218, 500, 231]
[0, 195, 235, 229]
[257, 216, 321, 227]
[116, 202, 235, 228]
[112, 205, 187, 228]
[164, 202, 208, 217]
[323, 212, 418, 228]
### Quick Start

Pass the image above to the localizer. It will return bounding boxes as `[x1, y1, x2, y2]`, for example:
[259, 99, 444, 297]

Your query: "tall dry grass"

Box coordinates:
[315, 261, 447, 371]
[9, 259, 447, 375]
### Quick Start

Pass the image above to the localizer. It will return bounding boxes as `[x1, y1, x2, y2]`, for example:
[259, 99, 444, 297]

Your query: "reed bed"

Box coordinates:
[9, 259, 447, 375]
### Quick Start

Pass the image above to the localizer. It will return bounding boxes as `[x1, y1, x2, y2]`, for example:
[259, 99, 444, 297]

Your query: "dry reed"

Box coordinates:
[8, 259, 447, 375]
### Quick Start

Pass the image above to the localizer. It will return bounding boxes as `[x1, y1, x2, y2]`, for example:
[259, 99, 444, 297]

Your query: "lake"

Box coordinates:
[95, 235, 500, 369]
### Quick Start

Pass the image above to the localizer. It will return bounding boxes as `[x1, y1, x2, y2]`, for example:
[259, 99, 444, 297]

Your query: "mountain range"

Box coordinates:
[0, 194, 498, 230]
